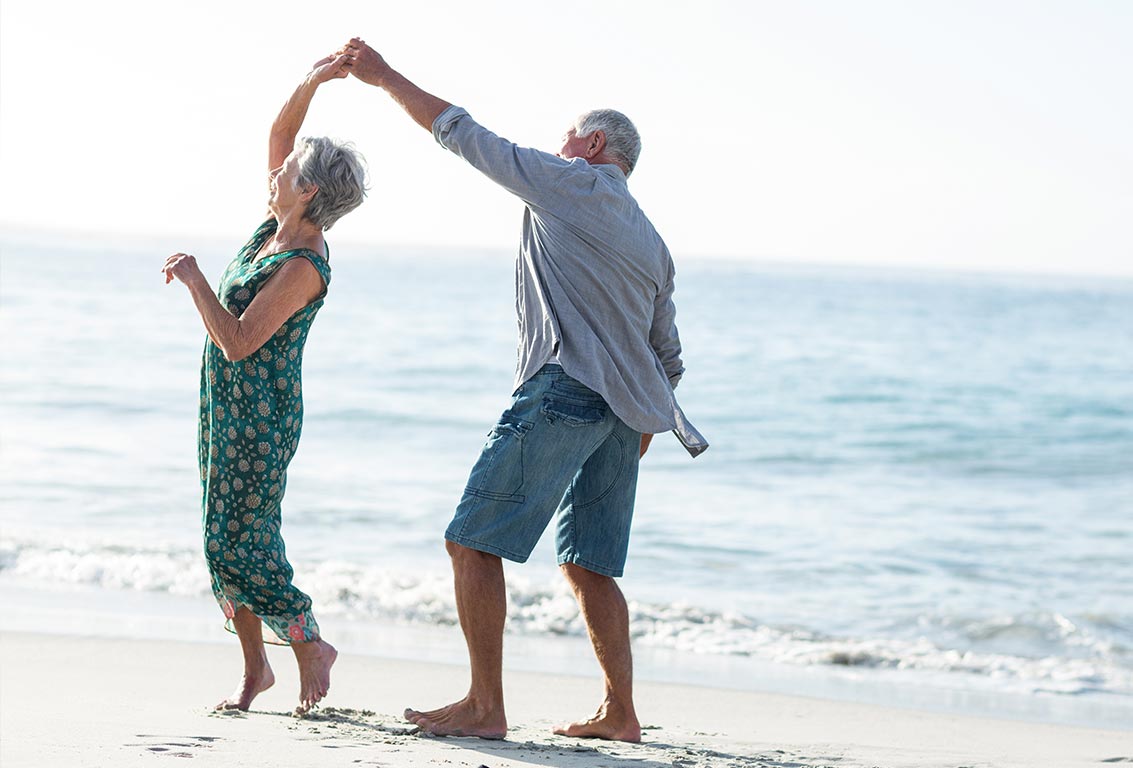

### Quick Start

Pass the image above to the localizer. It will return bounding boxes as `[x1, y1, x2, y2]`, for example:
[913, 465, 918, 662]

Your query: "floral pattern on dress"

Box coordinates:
[198, 218, 331, 645]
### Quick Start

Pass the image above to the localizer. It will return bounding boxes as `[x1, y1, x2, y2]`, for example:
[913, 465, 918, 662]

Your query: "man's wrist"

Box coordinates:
[375, 67, 402, 90]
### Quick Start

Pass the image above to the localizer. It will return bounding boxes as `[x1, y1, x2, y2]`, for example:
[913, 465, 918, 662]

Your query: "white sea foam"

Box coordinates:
[3, 536, 1129, 698]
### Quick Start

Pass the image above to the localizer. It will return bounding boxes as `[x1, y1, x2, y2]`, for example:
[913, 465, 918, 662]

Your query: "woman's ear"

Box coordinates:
[299, 184, 319, 204]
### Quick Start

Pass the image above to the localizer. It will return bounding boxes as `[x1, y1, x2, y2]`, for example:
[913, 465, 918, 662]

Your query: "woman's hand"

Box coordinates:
[162, 252, 206, 288]
[309, 53, 352, 85]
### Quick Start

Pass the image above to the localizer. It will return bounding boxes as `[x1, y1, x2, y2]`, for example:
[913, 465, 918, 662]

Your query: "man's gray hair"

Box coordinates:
[295, 137, 368, 231]
[574, 109, 641, 176]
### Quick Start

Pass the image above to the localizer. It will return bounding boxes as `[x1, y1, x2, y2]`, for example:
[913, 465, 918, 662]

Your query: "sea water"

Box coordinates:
[1, 232, 1131, 728]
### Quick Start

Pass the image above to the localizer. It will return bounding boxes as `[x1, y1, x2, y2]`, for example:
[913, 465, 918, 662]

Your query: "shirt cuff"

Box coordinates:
[432, 105, 470, 148]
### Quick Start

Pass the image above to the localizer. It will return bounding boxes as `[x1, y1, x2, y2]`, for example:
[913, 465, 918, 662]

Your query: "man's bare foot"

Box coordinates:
[215, 660, 275, 711]
[404, 697, 507, 739]
[292, 638, 337, 714]
[553, 701, 641, 743]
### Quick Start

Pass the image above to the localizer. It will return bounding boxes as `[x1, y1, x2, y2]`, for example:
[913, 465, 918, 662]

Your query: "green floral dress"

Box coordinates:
[199, 218, 330, 644]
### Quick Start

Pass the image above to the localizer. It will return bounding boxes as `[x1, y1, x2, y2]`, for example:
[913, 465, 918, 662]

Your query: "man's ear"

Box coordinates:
[588, 130, 607, 158]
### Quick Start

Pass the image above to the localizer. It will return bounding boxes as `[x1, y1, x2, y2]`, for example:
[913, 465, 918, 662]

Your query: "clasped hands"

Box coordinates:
[309, 38, 391, 88]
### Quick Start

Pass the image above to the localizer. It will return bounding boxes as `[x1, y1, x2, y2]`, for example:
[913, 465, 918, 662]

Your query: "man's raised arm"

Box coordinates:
[343, 38, 451, 131]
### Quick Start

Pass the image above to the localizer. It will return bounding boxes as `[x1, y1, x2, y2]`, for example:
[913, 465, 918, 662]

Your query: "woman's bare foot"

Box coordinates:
[292, 638, 337, 714]
[404, 696, 507, 739]
[552, 700, 641, 743]
[215, 660, 275, 711]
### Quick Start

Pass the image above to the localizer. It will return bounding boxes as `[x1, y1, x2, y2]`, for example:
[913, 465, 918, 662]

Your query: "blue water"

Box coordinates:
[2, 232, 1131, 723]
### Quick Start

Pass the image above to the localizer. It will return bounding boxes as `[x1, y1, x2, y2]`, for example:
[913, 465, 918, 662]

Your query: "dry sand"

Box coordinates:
[1, 631, 1129, 767]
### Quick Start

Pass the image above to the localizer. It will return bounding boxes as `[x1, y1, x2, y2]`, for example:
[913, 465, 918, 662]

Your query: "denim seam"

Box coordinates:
[572, 430, 626, 511]
[557, 484, 577, 559]
[462, 486, 526, 504]
[557, 551, 623, 578]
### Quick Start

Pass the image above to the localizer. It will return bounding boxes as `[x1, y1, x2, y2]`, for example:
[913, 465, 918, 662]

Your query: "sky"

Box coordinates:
[1, 0, 1130, 276]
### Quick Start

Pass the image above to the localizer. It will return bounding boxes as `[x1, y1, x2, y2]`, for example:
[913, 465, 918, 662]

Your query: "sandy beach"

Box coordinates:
[1, 631, 1127, 768]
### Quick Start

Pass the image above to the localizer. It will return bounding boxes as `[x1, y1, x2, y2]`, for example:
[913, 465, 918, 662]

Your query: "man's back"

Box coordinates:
[434, 105, 705, 454]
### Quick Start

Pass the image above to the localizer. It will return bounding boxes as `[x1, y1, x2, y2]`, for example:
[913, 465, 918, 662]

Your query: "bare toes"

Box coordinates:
[404, 708, 426, 723]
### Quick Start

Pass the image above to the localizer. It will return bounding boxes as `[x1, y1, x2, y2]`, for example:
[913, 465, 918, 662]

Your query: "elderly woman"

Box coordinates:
[162, 53, 366, 714]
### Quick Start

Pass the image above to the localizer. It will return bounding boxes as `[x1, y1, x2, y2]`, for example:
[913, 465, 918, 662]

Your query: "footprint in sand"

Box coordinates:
[128, 734, 220, 758]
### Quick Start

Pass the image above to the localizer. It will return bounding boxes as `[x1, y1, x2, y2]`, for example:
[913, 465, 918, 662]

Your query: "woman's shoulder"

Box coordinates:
[292, 247, 331, 288]
[261, 246, 331, 294]
[283, 233, 329, 274]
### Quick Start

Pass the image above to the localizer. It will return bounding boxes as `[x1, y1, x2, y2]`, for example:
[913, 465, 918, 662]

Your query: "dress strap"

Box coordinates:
[240, 218, 278, 259]
[294, 248, 332, 289]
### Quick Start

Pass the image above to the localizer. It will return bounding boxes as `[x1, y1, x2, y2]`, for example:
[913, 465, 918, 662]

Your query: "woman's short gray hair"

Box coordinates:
[295, 137, 368, 231]
[574, 109, 641, 176]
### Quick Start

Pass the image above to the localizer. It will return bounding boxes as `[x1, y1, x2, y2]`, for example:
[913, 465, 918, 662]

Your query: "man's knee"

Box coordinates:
[560, 561, 612, 590]
[446, 538, 499, 565]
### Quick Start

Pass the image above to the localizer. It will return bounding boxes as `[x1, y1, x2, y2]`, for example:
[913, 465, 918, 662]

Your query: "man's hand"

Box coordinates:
[340, 38, 391, 87]
[639, 434, 654, 458]
[309, 53, 352, 85]
[338, 36, 451, 131]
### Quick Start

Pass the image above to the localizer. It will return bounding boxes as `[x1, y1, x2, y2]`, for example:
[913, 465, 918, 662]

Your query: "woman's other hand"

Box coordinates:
[162, 252, 206, 287]
[309, 53, 352, 85]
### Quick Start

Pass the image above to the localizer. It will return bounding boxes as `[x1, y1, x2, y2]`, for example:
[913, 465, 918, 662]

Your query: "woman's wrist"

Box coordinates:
[184, 271, 211, 296]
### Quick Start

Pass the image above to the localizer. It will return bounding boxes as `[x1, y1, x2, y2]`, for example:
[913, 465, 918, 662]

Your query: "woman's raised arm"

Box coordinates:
[268, 54, 352, 175]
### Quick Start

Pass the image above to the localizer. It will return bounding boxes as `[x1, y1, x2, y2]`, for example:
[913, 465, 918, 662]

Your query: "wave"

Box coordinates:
[2, 536, 1129, 698]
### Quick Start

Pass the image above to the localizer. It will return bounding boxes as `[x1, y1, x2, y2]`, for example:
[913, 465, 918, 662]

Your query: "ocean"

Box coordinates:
[2, 232, 1131, 729]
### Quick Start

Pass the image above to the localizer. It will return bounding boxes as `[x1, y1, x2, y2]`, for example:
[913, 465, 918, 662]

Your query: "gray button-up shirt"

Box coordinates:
[433, 106, 707, 457]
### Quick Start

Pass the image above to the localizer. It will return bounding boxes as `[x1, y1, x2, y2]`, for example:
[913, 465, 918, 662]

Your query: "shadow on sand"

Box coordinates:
[256, 707, 816, 768]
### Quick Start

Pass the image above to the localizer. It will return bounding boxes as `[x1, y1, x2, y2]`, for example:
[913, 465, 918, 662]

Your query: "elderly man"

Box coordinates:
[342, 37, 707, 743]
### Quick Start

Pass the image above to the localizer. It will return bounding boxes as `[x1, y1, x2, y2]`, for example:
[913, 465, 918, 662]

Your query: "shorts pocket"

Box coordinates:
[542, 379, 607, 427]
[464, 415, 532, 502]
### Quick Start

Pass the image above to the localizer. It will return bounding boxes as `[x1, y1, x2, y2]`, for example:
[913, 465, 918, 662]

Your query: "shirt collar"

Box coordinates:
[567, 156, 628, 183]
[594, 163, 628, 184]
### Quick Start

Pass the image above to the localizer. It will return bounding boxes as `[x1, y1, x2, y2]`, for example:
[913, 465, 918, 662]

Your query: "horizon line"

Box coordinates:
[2, 223, 1131, 283]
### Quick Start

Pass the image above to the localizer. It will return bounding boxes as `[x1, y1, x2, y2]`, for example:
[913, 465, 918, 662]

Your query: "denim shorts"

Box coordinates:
[445, 365, 641, 577]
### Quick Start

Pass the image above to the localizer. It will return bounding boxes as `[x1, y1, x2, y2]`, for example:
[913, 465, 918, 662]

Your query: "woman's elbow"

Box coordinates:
[221, 343, 254, 363]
